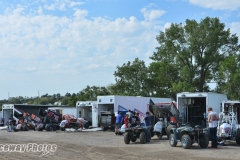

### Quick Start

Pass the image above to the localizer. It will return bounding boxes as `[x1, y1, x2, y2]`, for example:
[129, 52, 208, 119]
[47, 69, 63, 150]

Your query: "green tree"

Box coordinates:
[215, 54, 240, 99]
[77, 85, 111, 101]
[150, 17, 239, 96]
[112, 58, 151, 96]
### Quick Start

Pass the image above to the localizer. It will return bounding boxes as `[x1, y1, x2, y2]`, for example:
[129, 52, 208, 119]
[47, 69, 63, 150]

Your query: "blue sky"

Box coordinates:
[0, 0, 240, 99]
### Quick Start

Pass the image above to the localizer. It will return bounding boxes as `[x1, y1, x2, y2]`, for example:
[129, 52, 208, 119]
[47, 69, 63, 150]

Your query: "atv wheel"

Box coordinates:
[166, 125, 176, 139]
[169, 134, 177, 147]
[124, 132, 130, 144]
[181, 134, 192, 149]
[236, 128, 240, 145]
[146, 129, 151, 142]
[131, 137, 137, 142]
[199, 134, 209, 148]
[140, 131, 146, 144]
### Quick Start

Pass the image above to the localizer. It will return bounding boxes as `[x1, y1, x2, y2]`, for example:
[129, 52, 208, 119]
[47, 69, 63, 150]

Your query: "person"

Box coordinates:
[144, 112, 151, 126]
[124, 114, 130, 128]
[126, 109, 132, 118]
[130, 112, 140, 127]
[115, 112, 123, 135]
[207, 107, 219, 148]
[7, 118, 13, 132]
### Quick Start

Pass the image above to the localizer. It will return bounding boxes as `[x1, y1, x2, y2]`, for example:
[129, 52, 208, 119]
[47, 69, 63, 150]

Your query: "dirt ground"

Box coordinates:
[0, 129, 240, 160]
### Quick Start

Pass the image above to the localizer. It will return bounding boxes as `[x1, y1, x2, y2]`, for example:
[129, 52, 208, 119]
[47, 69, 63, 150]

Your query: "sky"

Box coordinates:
[0, 0, 240, 100]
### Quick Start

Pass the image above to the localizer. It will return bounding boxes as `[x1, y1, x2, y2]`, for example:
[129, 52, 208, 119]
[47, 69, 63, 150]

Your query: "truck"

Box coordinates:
[176, 92, 228, 128]
[217, 100, 240, 145]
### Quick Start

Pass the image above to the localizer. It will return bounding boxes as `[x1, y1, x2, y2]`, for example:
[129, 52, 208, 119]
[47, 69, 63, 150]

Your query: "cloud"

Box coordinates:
[141, 8, 166, 21]
[230, 22, 240, 37]
[188, 0, 240, 10]
[0, 2, 168, 98]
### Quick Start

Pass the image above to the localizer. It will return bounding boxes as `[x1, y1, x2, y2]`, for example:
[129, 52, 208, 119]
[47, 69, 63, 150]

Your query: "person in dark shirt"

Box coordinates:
[130, 112, 140, 127]
[144, 112, 151, 126]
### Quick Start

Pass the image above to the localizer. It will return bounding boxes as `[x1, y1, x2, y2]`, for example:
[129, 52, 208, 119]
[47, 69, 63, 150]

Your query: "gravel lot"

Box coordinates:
[0, 129, 240, 160]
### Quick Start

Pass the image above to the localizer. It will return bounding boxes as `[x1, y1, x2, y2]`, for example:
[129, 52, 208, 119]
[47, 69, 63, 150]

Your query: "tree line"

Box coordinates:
[1, 17, 240, 107]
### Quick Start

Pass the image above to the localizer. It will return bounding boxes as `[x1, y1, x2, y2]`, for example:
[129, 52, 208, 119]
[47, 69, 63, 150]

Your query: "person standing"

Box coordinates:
[144, 112, 151, 127]
[126, 109, 132, 118]
[115, 112, 123, 135]
[207, 107, 219, 148]
[124, 114, 130, 128]
[7, 118, 13, 132]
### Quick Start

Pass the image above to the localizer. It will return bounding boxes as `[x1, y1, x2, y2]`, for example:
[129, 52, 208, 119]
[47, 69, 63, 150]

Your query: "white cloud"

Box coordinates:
[141, 8, 166, 21]
[0, 2, 166, 99]
[189, 0, 240, 10]
[230, 22, 240, 37]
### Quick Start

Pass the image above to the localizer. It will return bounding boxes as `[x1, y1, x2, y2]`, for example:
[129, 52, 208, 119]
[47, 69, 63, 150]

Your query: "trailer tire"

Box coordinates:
[236, 128, 240, 145]
[199, 134, 209, 148]
[181, 134, 192, 149]
[167, 125, 176, 139]
[124, 132, 130, 144]
[140, 131, 146, 144]
[169, 134, 177, 147]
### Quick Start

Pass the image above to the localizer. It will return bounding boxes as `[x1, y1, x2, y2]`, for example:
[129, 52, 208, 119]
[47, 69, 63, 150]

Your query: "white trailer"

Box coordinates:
[97, 95, 172, 120]
[177, 92, 228, 127]
[2, 104, 22, 123]
[76, 101, 98, 127]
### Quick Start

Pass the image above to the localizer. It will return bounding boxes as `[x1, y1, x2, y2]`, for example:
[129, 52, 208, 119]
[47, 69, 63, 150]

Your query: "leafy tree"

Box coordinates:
[215, 54, 240, 99]
[150, 17, 239, 97]
[77, 85, 111, 101]
[112, 58, 151, 96]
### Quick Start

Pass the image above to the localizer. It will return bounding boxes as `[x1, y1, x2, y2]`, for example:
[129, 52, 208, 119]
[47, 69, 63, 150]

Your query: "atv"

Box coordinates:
[169, 125, 209, 149]
[124, 124, 152, 144]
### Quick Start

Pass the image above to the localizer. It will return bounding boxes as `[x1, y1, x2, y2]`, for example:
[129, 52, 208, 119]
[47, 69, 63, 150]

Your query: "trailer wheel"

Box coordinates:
[236, 128, 240, 145]
[167, 125, 176, 139]
[139, 131, 146, 144]
[169, 134, 177, 147]
[199, 134, 209, 148]
[124, 132, 130, 144]
[181, 134, 192, 149]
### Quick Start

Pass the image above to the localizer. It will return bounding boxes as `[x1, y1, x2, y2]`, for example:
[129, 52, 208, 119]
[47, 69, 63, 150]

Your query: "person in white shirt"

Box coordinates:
[207, 107, 219, 148]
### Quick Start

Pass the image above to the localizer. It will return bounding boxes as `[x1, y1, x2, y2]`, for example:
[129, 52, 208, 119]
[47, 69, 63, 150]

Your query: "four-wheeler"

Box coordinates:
[59, 114, 90, 131]
[217, 101, 240, 145]
[149, 99, 180, 139]
[169, 124, 209, 149]
[36, 108, 60, 131]
[124, 124, 152, 144]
